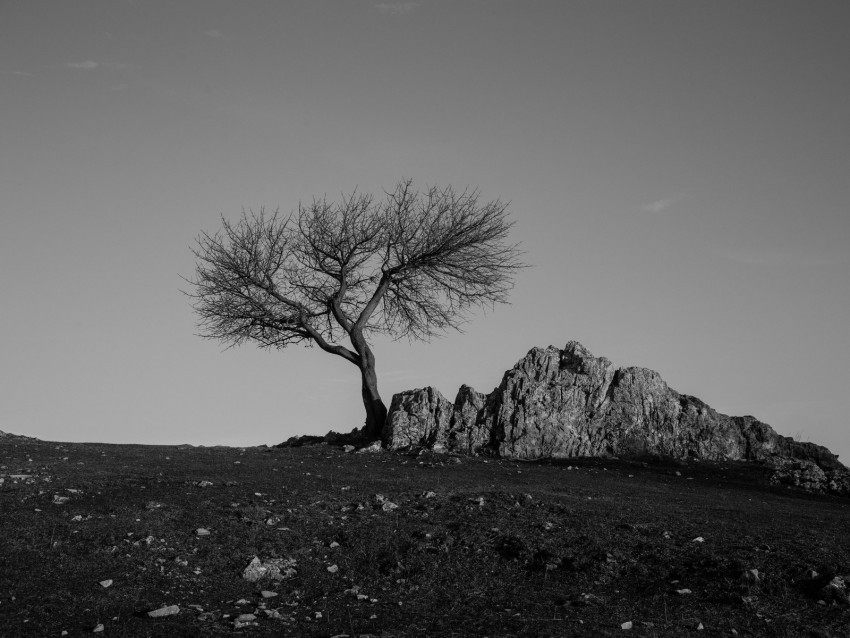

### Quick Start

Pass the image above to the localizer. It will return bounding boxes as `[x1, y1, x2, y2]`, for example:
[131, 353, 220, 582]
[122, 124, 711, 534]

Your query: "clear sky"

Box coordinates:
[2, 1, 848, 462]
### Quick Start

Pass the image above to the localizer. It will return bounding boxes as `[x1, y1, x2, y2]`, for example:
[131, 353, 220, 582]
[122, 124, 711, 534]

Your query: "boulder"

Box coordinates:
[383, 387, 453, 450]
[384, 340, 849, 495]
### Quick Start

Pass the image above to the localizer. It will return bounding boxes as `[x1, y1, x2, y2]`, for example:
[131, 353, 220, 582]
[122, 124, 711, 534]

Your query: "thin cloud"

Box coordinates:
[66, 60, 100, 70]
[374, 2, 419, 15]
[204, 29, 228, 39]
[641, 197, 677, 214]
[0, 70, 34, 77]
[723, 250, 843, 268]
[65, 61, 126, 70]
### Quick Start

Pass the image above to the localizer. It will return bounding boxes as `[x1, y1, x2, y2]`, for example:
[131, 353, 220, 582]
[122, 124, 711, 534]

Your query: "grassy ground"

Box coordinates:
[1, 435, 849, 637]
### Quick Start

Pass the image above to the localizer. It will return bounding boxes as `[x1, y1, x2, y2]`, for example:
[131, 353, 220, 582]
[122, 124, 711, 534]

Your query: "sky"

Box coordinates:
[2, 1, 848, 462]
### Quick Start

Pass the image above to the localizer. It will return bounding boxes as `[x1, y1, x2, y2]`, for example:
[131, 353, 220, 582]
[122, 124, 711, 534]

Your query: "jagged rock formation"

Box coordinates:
[383, 341, 848, 495]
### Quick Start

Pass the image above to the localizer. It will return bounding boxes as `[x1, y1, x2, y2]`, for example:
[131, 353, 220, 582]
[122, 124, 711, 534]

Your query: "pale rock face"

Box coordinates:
[383, 387, 453, 450]
[383, 340, 849, 495]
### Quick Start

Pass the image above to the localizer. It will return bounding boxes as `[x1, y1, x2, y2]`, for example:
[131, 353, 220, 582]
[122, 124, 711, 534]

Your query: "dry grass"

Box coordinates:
[1, 438, 849, 637]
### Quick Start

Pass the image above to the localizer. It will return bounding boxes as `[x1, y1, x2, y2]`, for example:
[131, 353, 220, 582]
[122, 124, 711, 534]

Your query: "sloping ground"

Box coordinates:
[1, 437, 849, 637]
[384, 342, 850, 495]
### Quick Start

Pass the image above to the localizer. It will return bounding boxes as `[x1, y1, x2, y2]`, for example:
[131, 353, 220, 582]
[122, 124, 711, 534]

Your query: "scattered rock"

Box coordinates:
[768, 457, 850, 495]
[99, 579, 113, 588]
[52, 495, 70, 505]
[243, 556, 298, 582]
[741, 569, 761, 584]
[196, 528, 210, 536]
[92, 624, 104, 633]
[327, 564, 339, 573]
[621, 621, 633, 630]
[357, 441, 383, 454]
[343, 445, 356, 453]
[819, 576, 849, 604]
[195, 480, 214, 488]
[260, 590, 278, 599]
[148, 605, 180, 618]
[235, 613, 257, 622]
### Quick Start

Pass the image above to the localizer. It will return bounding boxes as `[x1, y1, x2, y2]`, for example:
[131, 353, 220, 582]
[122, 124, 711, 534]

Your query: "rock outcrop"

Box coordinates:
[383, 341, 848, 494]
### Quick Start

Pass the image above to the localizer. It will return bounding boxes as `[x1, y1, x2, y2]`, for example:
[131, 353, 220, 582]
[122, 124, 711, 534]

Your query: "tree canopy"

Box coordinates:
[188, 178, 525, 437]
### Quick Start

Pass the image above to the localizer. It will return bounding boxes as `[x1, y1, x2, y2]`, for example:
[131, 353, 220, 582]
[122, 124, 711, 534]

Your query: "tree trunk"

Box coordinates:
[360, 362, 387, 439]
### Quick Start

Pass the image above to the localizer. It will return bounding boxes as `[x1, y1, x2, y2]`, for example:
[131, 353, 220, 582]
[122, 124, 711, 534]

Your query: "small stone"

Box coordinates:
[99, 579, 113, 588]
[235, 613, 256, 622]
[93, 624, 104, 633]
[243, 556, 298, 582]
[196, 528, 210, 536]
[741, 569, 761, 583]
[53, 495, 70, 505]
[195, 480, 213, 487]
[315, 611, 323, 619]
[697, 622, 704, 630]
[692, 536, 705, 543]
[819, 576, 849, 603]
[261, 590, 278, 599]
[343, 445, 355, 453]
[357, 441, 383, 454]
[329, 541, 340, 548]
[676, 589, 693, 595]
[621, 620, 633, 630]
[423, 491, 437, 498]
[148, 605, 180, 618]
[327, 564, 339, 573]
[382, 501, 399, 512]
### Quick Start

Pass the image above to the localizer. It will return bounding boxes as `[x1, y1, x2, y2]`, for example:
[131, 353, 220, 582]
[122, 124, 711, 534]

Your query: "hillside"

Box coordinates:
[1, 436, 849, 636]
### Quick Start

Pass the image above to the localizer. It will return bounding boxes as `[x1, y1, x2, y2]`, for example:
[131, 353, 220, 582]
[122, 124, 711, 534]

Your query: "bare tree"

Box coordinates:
[187, 179, 525, 438]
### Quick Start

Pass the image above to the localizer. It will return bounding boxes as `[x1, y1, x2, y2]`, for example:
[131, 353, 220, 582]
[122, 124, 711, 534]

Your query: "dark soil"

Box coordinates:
[1, 435, 849, 637]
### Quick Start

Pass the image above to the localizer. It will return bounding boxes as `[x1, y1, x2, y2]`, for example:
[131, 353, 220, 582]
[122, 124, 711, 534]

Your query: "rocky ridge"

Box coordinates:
[383, 341, 849, 495]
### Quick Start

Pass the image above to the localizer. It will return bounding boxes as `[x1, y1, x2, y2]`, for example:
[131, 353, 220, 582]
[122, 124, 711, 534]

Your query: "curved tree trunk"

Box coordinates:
[360, 363, 388, 439]
[349, 329, 387, 439]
